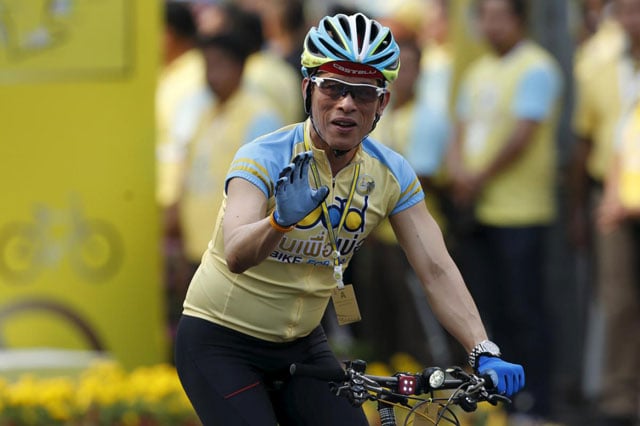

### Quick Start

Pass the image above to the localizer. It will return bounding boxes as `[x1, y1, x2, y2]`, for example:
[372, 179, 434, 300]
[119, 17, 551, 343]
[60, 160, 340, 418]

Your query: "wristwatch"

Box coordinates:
[468, 340, 501, 368]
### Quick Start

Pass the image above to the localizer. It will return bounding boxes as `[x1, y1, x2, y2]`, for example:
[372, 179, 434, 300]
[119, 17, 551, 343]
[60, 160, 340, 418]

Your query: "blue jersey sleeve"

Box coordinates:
[513, 65, 562, 121]
[364, 139, 425, 216]
[391, 155, 424, 215]
[225, 124, 301, 198]
[406, 100, 451, 176]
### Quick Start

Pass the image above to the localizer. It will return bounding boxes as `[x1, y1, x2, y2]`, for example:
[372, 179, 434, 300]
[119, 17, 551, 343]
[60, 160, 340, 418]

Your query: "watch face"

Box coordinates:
[481, 341, 500, 354]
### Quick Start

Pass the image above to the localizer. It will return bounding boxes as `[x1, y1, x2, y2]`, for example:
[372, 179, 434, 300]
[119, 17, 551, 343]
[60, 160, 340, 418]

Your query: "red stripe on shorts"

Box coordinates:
[224, 381, 260, 399]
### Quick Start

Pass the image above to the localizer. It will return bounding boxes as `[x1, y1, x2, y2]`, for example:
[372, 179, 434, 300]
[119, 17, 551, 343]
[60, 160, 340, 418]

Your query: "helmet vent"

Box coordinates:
[319, 39, 345, 59]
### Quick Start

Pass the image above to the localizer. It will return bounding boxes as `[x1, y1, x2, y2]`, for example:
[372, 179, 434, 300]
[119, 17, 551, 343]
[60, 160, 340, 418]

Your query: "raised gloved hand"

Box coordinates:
[477, 355, 525, 397]
[273, 151, 329, 227]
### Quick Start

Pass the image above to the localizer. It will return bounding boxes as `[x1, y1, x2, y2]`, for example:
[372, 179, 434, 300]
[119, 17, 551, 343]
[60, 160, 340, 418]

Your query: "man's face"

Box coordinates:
[617, 0, 640, 41]
[304, 72, 390, 152]
[478, 0, 524, 53]
[202, 46, 242, 101]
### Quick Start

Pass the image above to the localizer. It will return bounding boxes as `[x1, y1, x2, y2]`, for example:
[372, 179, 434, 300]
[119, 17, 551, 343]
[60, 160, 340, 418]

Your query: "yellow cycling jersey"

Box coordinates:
[183, 120, 424, 342]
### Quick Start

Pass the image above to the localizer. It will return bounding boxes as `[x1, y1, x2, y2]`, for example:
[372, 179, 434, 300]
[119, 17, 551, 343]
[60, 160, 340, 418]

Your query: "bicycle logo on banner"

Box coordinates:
[0, 196, 124, 284]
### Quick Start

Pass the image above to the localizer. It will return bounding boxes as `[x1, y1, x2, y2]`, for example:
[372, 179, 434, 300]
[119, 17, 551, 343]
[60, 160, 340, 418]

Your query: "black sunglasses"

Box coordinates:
[310, 76, 386, 103]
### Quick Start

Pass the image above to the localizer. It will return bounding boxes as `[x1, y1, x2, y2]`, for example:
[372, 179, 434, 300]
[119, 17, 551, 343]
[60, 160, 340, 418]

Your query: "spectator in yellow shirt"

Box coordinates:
[446, 0, 562, 421]
[156, 1, 206, 210]
[178, 30, 283, 272]
[569, 0, 640, 423]
[193, 2, 303, 123]
[595, 98, 640, 426]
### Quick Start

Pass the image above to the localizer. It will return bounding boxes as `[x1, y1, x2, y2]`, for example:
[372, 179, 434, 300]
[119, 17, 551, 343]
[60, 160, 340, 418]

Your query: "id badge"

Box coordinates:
[331, 284, 361, 325]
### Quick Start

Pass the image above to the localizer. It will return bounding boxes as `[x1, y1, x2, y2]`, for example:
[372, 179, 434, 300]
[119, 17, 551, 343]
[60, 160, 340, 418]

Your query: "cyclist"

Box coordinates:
[175, 12, 525, 426]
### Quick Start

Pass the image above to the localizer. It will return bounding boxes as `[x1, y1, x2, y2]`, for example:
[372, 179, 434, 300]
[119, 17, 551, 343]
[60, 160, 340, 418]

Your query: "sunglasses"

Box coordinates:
[310, 76, 387, 103]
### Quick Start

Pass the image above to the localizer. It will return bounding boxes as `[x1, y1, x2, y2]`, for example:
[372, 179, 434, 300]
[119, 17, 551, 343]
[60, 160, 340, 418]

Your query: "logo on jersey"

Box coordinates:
[297, 195, 368, 232]
[356, 174, 375, 196]
[269, 195, 369, 266]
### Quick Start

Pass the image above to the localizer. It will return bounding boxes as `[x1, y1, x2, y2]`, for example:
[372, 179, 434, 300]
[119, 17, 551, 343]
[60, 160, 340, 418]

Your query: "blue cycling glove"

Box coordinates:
[477, 355, 525, 397]
[274, 151, 329, 227]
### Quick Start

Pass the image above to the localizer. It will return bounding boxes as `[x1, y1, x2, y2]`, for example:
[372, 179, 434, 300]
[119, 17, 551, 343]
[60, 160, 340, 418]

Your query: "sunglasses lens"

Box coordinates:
[315, 79, 380, 103]
[317, 81, 344, 99]
[353, 87, 379, 102]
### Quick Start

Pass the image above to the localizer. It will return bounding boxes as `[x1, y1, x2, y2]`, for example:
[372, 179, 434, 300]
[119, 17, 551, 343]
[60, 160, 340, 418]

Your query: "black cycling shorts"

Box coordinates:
[175, 315, 368, 426]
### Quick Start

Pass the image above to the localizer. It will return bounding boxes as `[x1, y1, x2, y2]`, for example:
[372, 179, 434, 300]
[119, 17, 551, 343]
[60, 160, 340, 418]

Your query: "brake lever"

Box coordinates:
[487, 393, 512, 406]
[457, 394, 478, 412]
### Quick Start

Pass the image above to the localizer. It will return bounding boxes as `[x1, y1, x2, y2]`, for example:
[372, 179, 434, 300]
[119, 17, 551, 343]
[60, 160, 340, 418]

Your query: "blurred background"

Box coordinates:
[0, 0, 636, 425]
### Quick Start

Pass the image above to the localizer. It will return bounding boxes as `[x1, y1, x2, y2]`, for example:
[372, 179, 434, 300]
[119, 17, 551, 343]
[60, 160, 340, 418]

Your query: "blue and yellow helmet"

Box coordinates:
[301, 13, 401, 83]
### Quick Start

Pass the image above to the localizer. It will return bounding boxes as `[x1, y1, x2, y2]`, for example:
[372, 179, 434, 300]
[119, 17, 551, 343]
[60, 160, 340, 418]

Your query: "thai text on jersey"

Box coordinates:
[301, 13, 400, 83]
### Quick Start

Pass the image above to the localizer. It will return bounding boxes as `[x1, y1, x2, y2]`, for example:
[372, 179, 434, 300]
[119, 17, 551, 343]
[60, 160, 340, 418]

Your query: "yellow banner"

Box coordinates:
[0, 0, 165, 369]
[0, 0, 131, 83]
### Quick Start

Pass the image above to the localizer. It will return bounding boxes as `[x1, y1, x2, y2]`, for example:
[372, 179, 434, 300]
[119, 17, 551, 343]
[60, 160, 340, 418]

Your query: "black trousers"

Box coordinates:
[455, 224, 552, 417]
[175, 315, 368, 426]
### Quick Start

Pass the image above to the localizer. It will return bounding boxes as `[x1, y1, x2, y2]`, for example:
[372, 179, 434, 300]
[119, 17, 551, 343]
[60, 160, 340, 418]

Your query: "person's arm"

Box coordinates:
[222, 177, 287, 273]
[445, 120, 477, 207]
[391, 201, 525, 396]
[445, 79, 469, 188]
[596, 152, 627, 233]
[445, 121, 466, 182]
[473, 118, 540, 185]
[566, 135, 593, 247]
[390, 201, 487, 353]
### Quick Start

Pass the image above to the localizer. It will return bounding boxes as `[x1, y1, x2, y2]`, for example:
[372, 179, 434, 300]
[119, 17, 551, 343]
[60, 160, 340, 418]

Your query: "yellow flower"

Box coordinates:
[365, 361, 393, 376]
[0, 360, 199, 425]
[389, 352, 421, 373]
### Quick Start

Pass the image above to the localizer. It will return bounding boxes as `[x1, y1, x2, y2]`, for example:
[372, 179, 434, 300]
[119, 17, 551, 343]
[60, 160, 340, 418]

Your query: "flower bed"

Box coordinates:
[0, 361, 200, 426]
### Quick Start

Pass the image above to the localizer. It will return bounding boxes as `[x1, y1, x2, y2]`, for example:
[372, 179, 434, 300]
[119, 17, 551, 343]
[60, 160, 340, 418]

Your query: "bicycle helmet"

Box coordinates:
[301, 13, 400, 83]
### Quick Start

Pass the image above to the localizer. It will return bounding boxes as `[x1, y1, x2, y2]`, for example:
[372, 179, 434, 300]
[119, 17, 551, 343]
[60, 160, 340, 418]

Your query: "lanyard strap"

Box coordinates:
[303, 123, 360, 288]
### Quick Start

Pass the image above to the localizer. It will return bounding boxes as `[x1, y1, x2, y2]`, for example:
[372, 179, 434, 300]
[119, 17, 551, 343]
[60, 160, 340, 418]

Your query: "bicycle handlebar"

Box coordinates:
[289, 359, 510, 412]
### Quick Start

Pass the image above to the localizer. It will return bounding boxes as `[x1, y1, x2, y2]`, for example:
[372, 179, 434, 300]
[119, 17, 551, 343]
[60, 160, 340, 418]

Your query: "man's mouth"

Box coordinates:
[332, 119, 357, 129]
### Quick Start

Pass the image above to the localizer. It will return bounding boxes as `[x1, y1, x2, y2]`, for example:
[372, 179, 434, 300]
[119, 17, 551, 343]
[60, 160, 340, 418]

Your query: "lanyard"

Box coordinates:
[303, 123, 360, 289]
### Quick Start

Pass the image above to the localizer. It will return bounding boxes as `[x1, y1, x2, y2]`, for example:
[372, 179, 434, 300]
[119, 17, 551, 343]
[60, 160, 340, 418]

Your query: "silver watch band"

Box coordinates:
[468, 339, 501, 368]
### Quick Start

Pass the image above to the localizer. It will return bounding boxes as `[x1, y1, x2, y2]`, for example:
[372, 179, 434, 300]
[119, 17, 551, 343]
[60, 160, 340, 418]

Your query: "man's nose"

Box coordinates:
[340, 87, 360, 100]
[336, 88, 358, 106]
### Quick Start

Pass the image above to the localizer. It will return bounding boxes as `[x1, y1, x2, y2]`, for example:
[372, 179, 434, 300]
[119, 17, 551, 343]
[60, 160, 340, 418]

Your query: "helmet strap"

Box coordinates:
[304, 82, 313, 115]
[370, 111, 381, 133]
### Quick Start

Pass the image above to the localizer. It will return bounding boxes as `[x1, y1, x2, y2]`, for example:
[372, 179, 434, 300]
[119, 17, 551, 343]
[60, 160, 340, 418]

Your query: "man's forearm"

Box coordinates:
[421, 260, 488, 353]
[223, 217, 285, 273]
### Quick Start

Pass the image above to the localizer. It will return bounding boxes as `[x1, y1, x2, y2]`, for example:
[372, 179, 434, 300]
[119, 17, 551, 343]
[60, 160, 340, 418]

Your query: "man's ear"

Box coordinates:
[302, 77, 312, 115]
[378, 91, 391, 115]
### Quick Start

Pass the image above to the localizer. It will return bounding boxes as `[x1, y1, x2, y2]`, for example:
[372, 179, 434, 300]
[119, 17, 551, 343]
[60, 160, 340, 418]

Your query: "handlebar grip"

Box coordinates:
[478, 372, 513, 406]
[289, 363, 348, 382]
